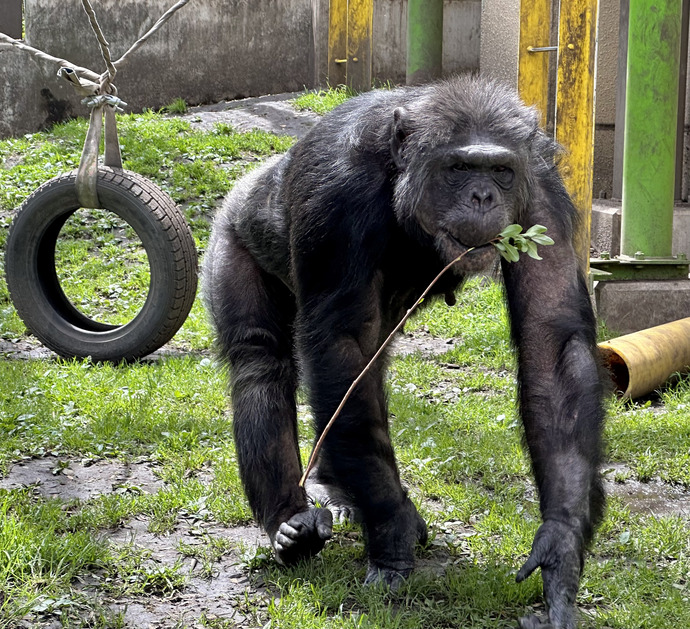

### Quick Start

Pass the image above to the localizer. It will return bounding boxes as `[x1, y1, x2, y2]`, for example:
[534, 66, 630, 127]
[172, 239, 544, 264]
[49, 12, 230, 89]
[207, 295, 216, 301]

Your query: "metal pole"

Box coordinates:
[675, 0, 689, 201]
[621, 0, 682, 257]
[406, 0, 443, 85]
[612, 0, 630, 200]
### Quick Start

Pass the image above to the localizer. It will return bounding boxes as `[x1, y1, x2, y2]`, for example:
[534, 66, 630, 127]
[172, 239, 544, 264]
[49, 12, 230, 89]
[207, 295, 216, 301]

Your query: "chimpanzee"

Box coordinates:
[203, 75, 604, 629]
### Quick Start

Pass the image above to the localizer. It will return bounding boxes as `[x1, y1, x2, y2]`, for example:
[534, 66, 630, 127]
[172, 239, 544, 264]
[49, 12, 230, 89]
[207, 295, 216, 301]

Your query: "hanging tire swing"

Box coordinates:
[5, 167, 197, 362]
[3, 0, 197, 362]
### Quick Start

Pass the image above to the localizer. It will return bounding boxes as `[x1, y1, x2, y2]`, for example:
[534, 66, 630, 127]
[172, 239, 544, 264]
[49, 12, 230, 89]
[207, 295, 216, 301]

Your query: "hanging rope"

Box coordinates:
[80, 0, 118, 93]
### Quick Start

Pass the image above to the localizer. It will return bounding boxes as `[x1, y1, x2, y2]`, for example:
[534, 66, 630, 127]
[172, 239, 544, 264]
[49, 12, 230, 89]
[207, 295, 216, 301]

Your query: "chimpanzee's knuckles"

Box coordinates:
[272, 508, 333, 565]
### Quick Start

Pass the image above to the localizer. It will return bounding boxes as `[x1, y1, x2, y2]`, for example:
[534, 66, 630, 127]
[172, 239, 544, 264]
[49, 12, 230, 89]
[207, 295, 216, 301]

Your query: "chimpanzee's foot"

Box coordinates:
[305, 470, 363, 524]
[363, 499, 428, 590]
[517, 614, 555, 628]
[363, 563, 412, 590]
[271, 507, 333, 565]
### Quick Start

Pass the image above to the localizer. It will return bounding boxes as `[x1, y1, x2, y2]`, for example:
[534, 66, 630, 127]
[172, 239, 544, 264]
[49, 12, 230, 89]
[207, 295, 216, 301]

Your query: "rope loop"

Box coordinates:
[81, 94, 128, 112]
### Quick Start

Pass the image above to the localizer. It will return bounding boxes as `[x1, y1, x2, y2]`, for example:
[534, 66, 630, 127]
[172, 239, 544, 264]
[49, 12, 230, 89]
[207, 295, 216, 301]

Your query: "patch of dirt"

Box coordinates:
[181, 92, 321, 139]
[0, 456, 163, 501]
[0, 338, 55, 360]
[390, 329, 459, 358]
[2, 456, 270, 628]
[99, 517, 266, 629]
[603, 463, 690, 517]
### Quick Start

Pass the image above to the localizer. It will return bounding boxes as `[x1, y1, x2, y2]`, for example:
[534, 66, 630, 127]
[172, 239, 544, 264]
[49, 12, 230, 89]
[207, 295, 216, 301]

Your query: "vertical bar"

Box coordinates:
[675, 0, 689, 200]
[621, 0, 682, 257]
[612, 0, 630, 200]
[517, 0, 552, 125]
[0, 0, 23, 39]
[555, 0, 599, 270]
[406, 0, 443, 85]
[346, 0, 373, 91]
[328, 0, 348, 86]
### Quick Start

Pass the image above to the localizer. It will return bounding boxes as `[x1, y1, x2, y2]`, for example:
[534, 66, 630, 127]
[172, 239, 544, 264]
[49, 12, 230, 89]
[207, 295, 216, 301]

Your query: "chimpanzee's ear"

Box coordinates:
[390, 107, 409, 171]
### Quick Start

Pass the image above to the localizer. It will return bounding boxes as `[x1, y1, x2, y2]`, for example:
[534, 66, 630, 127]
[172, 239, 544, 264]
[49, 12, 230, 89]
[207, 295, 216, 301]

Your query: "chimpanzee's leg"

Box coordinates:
[296, 284, 427, 588]
[204, 227, 332, 564]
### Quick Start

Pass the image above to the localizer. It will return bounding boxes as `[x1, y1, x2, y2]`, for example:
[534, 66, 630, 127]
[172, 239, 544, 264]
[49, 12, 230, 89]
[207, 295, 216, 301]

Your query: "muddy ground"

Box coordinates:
[2, 412, 689, 628]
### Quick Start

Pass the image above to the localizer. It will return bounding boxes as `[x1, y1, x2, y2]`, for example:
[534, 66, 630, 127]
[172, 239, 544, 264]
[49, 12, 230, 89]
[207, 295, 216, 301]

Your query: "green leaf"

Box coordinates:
[493, 224, 553, 263]
[502, 241, 520, 262]
[526, 243, 543, 260]
[531, 234, 555, 246]
[524, 224, 548, 237]
[499, 224, 523, 239]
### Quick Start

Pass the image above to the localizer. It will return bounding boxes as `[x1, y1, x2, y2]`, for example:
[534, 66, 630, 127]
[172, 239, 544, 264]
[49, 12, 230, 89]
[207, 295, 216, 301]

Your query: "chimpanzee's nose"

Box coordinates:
[471, 185, 493, 209]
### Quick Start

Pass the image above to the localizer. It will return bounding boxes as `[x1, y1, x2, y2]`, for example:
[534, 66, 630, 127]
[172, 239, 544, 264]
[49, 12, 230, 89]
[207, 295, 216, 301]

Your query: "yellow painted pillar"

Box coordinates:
[517, 0, 552, 125]
[328, 0, 348, 86]
[327, 0, 373, 91]
[555, 0, 599, 270]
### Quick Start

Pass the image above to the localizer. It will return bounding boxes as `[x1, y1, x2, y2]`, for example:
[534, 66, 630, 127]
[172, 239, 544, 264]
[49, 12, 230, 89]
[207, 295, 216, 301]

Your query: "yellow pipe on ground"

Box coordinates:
[599, 317, 690, 399]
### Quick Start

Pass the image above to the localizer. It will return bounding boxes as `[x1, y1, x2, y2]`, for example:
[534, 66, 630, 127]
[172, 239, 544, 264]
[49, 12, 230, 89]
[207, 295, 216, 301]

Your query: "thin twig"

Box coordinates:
[299, 243, 488, 488]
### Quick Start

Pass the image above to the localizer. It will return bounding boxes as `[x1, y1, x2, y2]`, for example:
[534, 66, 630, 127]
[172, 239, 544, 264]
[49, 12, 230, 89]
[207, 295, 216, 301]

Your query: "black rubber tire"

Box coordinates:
[5, 167, 198, 361]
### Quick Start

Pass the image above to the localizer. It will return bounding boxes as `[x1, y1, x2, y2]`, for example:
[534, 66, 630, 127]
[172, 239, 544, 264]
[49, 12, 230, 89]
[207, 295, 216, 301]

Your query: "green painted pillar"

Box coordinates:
[406, 0, 443, 85]
[621, 0, 682, 257]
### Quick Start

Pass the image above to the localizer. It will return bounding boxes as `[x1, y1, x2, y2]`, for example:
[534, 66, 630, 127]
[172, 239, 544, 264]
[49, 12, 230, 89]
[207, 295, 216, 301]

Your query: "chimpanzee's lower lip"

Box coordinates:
[446, 233, 493, 254]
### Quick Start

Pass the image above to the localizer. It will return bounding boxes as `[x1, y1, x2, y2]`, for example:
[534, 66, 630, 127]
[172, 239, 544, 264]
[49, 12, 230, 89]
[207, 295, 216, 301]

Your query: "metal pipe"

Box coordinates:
[406, 0, 443, 85]
[621, 0, 683, 256]
[599, 317, 690, 398]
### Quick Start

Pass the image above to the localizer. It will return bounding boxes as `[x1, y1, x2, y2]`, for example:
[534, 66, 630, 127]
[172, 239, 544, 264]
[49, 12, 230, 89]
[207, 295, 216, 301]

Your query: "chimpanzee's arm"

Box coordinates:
[501, 189, 605, 629]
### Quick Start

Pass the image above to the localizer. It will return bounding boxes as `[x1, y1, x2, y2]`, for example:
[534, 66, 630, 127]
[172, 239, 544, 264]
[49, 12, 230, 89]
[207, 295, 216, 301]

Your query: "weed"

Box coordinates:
[161, 97, 189, 115]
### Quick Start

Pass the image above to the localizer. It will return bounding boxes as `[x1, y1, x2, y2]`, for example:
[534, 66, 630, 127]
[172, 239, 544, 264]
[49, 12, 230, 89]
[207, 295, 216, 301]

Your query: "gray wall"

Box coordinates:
[0, 0, 480, 138]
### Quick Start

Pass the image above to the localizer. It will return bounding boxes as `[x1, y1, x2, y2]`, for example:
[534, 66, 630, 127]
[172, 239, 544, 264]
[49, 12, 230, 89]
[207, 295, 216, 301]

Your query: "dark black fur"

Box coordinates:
[203, 75, 604, 629]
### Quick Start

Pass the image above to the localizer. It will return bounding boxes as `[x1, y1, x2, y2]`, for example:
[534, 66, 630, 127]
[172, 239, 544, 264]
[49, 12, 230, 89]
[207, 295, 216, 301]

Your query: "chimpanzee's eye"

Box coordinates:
[492, 165, 515, 187]
[452, 162, 470, 172]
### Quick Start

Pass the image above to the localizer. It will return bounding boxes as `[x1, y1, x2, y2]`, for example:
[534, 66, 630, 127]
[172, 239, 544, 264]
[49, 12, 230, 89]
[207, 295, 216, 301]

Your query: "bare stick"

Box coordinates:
[298, 245, 479, 487]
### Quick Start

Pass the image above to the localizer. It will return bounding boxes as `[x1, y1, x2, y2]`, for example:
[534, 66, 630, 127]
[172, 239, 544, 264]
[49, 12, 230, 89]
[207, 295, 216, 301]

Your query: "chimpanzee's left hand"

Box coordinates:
[516, 519, 584, 629]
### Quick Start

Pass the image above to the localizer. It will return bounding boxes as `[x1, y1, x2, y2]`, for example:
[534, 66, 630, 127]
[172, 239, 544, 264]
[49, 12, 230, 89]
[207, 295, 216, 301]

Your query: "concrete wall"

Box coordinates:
[479, 0, 520, 89]
[3, 0, 687, 208]
[0, 0, 480, 138]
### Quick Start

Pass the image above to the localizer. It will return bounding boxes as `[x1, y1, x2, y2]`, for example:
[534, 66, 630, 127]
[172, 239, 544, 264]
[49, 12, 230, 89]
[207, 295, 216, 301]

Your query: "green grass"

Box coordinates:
[292, 86, 354, 115]
[1, 93, 689, 628]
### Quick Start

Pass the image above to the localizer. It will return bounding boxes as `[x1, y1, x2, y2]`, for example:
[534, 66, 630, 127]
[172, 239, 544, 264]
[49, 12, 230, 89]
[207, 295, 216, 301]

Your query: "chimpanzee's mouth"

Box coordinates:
[440, 232, 497, 272]
[445, 232, 494, 256]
